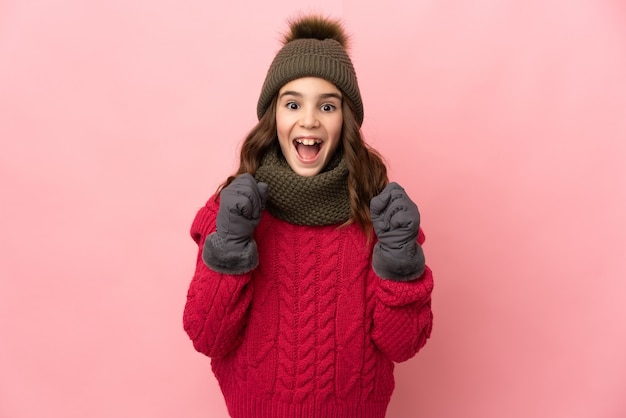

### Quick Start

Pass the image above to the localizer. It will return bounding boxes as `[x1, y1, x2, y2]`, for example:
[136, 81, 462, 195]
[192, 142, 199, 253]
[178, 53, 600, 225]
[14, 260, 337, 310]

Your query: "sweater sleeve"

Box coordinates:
[183, 198, 254, 359]
[371, 229, 434, 363]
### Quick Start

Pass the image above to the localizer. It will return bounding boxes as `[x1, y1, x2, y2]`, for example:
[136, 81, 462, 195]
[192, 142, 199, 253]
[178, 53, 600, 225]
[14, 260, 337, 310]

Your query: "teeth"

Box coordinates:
[296, 138, 321, 146]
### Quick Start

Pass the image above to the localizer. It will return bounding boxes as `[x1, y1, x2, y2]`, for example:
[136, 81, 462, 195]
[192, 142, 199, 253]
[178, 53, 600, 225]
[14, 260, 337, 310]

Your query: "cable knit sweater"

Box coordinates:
[183, 197, 434, 418]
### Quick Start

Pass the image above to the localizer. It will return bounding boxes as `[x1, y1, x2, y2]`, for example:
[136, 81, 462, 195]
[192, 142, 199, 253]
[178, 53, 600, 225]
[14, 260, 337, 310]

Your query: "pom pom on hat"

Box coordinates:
[281, 15, 349, 48]
[257, 15, 364, 126]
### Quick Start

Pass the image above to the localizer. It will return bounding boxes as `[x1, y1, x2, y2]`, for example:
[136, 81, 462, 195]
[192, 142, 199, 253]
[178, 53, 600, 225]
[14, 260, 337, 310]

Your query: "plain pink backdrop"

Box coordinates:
[1, 1, 625, 417]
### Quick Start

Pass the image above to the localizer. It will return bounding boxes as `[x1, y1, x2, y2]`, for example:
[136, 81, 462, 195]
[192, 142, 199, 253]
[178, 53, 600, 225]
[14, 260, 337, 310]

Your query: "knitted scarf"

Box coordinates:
[254, 144, 351, 226]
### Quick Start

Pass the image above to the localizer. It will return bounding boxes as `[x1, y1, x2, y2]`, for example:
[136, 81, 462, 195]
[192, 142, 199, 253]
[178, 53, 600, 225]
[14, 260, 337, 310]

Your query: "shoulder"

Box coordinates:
[189, 194, 219, 244]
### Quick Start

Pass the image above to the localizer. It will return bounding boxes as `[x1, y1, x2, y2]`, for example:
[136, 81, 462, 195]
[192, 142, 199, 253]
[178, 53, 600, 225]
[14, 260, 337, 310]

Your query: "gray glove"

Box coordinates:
[202, 173, 268, 274]
[370, 182, 425, 281]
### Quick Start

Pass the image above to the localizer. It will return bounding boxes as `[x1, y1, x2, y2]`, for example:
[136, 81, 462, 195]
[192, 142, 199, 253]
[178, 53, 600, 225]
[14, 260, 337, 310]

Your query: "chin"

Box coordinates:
[287, 154, 327, 177]
[294, 167, 321, 177]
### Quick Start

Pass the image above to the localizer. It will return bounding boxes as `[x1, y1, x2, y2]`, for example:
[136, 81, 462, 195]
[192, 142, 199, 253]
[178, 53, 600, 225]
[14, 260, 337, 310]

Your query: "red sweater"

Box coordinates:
[183, 197, 434, 418]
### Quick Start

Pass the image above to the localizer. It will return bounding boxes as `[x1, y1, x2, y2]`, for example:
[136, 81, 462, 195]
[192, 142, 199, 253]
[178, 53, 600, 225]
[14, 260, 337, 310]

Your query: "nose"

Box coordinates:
[299, 107, 319, 129]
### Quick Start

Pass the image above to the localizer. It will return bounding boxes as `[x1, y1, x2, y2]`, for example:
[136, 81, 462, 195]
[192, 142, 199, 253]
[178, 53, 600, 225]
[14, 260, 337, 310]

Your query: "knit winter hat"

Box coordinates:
[257, 15, 364, 126]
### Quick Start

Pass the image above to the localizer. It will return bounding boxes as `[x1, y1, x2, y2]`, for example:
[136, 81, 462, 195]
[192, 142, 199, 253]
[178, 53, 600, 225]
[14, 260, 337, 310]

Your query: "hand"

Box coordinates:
[370, 182, 420, 248]
[370, 182, 425, 281]
[215, 173, 268, 247]
[202, 173, 268, 274]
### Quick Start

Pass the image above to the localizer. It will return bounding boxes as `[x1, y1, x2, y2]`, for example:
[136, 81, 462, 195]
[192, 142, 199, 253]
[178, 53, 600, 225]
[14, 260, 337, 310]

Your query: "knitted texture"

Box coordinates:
[183, 198, 434, 418]
[257, 37, 364, 125]
[254, 145, 350, 226]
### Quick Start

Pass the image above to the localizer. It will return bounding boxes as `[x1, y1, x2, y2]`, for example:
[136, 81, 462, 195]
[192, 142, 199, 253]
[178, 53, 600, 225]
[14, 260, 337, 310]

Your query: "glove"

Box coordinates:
[202, 173, 268, 274]
[370, 182, 425, 281]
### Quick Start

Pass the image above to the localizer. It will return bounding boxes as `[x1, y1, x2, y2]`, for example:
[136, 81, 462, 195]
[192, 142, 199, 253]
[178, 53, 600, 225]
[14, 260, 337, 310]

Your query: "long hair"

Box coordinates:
[340, 97, 388, 235]
[217, 95, 388, 235]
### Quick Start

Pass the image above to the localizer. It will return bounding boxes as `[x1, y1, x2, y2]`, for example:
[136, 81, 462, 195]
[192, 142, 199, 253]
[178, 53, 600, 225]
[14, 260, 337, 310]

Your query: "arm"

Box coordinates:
[182, 202, 254, 358]
[369, 183, 434, 362]
[372, 258, 434, 363]
[183, 174, 268, 358]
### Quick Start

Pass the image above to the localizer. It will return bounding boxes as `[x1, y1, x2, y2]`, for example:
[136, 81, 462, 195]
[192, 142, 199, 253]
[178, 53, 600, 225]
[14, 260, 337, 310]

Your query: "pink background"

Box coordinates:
[1, 1, 625, 417]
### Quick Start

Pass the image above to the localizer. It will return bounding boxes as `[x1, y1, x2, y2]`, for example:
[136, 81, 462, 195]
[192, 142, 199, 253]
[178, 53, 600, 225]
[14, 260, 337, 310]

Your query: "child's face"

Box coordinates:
[275, 77, 343, 177]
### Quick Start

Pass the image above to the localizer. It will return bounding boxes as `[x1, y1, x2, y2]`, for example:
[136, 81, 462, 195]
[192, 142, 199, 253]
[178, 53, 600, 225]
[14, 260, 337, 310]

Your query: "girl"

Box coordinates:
[183, 14, 434, 418]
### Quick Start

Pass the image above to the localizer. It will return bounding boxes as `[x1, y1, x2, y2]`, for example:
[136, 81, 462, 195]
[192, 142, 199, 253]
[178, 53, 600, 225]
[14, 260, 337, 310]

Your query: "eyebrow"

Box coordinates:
[279, 91, 343, 100]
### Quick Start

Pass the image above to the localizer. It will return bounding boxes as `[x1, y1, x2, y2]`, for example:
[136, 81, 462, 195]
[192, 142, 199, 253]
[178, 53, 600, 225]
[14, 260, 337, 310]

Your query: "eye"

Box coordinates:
[286, 101, 300, 110]
[320, 103, 336, 112]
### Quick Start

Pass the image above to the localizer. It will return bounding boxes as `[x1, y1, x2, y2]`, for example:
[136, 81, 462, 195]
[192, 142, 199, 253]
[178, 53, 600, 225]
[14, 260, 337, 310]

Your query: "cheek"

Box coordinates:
[275, 118, 292, 153]
[328, 116, 344, 141]
[275, 111, 292, 135]
[276, 122, 289, 143]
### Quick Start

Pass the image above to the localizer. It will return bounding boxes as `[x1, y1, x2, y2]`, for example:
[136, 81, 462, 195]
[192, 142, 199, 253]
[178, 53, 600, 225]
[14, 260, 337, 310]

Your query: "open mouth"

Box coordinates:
[294, 138, 322, 161]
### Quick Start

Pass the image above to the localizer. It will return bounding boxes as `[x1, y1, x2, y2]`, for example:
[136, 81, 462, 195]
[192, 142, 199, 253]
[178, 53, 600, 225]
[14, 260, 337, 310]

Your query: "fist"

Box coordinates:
[216, 173, 268, 243]
[202, 173, 268, 274]
[370, 182, 420, 248]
